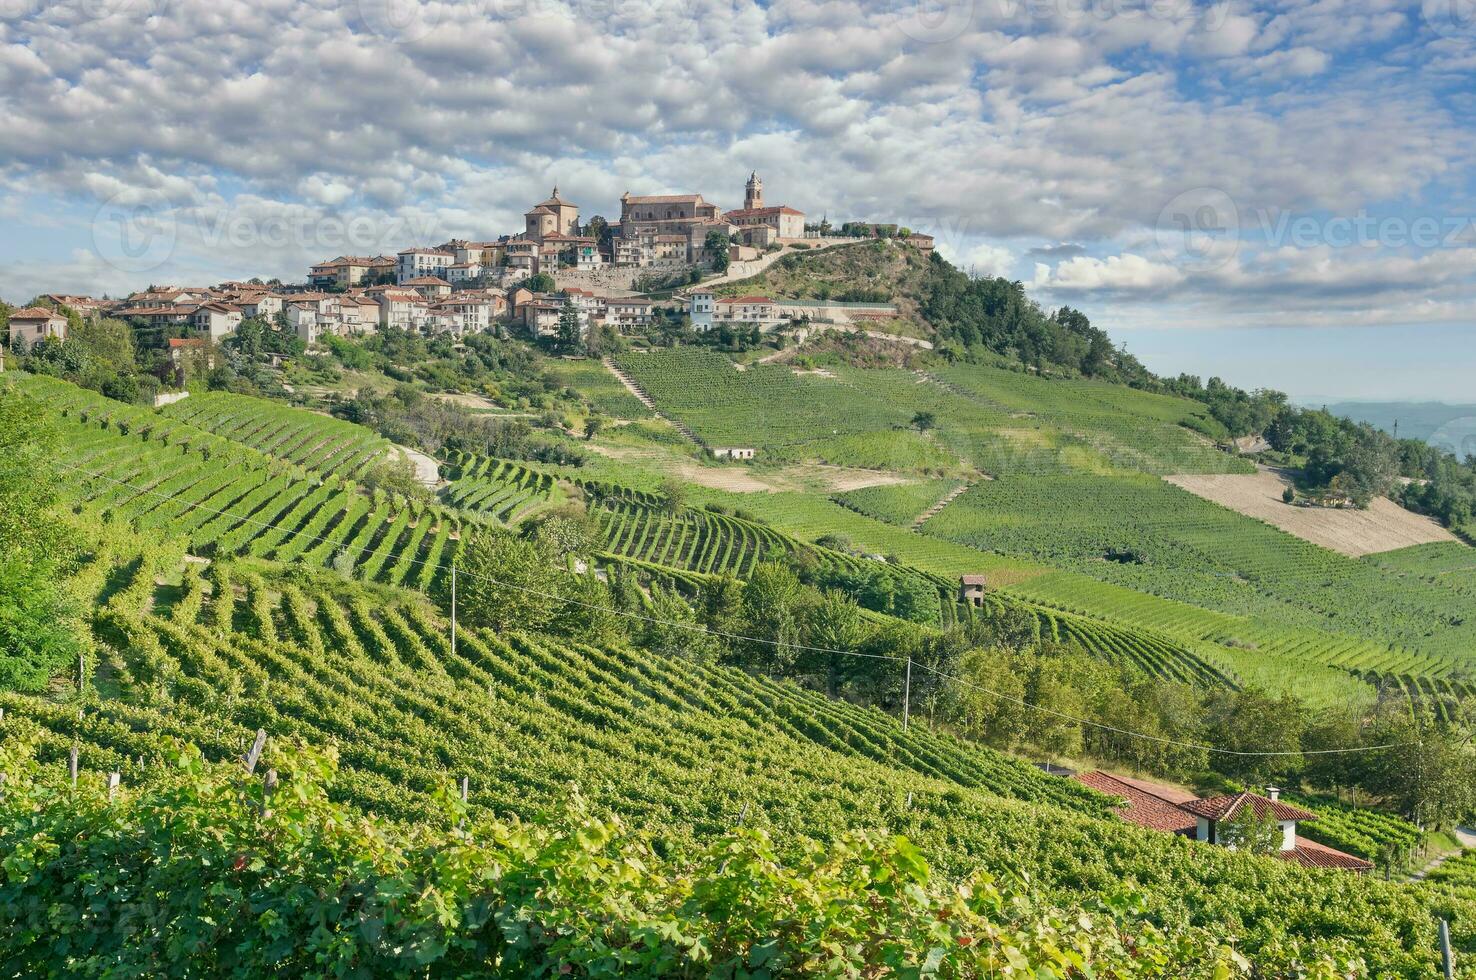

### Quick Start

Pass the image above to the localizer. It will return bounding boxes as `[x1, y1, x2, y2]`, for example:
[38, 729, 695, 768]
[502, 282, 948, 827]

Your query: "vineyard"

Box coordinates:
[921, 474, 1476, 670]
[7, 374, 465, 593]
[611, 350, 1252, 477]
[834, 478, 966, 526]
[440, 449, 562, 522]
[1282, 792, 1426, 864]
[1, 516, 1472, 974]
[161, 390, 392, 479]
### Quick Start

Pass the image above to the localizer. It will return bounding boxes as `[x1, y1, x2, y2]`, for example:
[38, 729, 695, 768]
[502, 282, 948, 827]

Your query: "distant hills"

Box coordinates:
[1321, 401, 1476, 456]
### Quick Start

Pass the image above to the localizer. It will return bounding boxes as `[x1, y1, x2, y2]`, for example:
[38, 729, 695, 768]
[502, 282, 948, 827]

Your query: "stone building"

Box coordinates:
[524, 187, 580, 243]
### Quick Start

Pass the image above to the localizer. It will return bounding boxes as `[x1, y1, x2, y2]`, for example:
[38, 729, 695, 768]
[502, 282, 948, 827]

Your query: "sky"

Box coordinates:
[2, 0, 1474, 400]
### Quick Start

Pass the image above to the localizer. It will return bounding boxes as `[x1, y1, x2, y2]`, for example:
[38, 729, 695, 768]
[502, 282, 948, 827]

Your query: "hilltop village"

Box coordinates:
[5, 175, 934, 355]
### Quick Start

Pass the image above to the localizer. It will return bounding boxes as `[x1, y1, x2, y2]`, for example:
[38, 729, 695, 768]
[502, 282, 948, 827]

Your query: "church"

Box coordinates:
[724, 172, 805, 246]
[524, 187, 580, 243]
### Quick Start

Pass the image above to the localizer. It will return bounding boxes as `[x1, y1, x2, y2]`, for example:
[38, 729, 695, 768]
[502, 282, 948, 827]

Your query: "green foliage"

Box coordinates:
[1218, 804, 1285, 856]
[0, 738, 1290, 979]
[454, 527, 561, 633]
[0, 388, 81, 691]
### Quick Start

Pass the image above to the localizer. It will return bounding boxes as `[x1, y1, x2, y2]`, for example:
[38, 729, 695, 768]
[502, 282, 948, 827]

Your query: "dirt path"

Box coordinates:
[1166, 466, 1460, 557]
[392, 445, 442, 488]
[1410, 827, 1475, 881]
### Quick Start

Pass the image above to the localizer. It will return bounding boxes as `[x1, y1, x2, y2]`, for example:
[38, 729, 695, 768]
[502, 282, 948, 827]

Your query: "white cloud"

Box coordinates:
[1035, 253, 1185, 292]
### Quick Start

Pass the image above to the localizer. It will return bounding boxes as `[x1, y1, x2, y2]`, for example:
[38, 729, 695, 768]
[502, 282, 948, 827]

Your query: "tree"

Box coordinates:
[453, 529, 561, 633]
[583, 416, 604, 441]
[555, 302, 584, 355]
[1218, 803, 1283, 855]
[659, 477, 687, 514]
[705, 230, 730, 273]
[0, 394, 81, 692]
[739, 561, 807, 675]
[802, 590, 866, 697]
[911, 411, 936, 432]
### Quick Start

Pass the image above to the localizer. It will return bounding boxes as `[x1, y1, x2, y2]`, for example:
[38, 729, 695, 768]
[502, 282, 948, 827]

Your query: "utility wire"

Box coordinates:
[55, 457, 1420, 757]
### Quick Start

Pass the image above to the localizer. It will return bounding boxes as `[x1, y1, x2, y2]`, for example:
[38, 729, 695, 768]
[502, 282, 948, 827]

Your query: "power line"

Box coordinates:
[55, 457, 1418, 758]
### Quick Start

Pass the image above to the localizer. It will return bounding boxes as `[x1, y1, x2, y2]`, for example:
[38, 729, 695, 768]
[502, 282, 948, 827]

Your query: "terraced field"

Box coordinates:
[162, 391, 392, 479]
[440, 449, 561, 523]
[8, 375, 464, 593]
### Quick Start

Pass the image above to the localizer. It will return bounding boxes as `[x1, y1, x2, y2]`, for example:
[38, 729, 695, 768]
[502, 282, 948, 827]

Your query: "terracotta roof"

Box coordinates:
[168, 337, 206, 348]
[1280, 837, 1373, 872]
[624, 193, 705, 204]
[960, 574, 989, 585]
[1180, 793, 1318, 823]
[725, 206, 805, 218]
[1107, 771, 1200, 805]
[8, 306, 65, 321]
[406, 276, 451, 286]
[1073, 771, 1198, 835]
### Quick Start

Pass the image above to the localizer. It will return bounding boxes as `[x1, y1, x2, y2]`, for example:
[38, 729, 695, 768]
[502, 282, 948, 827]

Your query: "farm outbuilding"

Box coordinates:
[959, 574, 988, 606]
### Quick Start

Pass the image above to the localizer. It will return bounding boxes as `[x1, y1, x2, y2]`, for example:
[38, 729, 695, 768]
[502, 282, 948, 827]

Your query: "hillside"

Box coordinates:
[6, 363, 1476, 975]
[3, 506, 1472, 974]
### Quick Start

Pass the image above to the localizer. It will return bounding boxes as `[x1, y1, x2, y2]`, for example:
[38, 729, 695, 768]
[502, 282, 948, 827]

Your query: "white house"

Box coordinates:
[396, 248, 453, 284]
[447, 262, 483, 285]
[688, 289, 715, 331]
[576, 242, 603, 270]
[405, 276, 452, 301]
[605, 297, 655, 328]
[190, 302, 244, 342]
[713, 295, 784, 329]
[372, 287, 429, 329]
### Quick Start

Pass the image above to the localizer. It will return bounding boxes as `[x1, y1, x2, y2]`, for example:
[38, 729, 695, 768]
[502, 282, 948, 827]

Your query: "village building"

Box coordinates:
[371, 287, 429, 330]
[1072, 772, 1373, 872]
[40, 294, 107, 319]
[190, 302, 244, 342]
[958, 575, 988, 606]
[447, 262, 483, 285]
[724, 172, 806, 246]
[710, 447, 756, 460]
[617, 191, 728, 264]
[309, 255, 396, 289]
[234, 293, 284, 319]
[116, 305, 197, 329]
[605, 297, 656, 329]
[432, 292, 505, 336]
[396, 248, 454, 284]
[524, 187, 580, 243]
[713, 295, 785, 328]
[405, 276, 452, 301]
[505, 238, 540, 274]
[688, 289, 715, 331]
[7, 307, 69, 349]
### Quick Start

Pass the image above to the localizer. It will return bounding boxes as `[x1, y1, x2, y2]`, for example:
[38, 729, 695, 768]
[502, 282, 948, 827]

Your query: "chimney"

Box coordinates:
[1265, 786, 1280, 801]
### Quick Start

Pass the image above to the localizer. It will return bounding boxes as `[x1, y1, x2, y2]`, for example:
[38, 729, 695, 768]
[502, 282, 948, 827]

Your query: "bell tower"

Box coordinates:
[744, 171, 763, 210]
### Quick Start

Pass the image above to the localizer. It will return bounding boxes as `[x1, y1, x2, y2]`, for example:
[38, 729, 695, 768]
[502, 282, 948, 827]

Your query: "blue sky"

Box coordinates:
[2, 0, 1474, 399]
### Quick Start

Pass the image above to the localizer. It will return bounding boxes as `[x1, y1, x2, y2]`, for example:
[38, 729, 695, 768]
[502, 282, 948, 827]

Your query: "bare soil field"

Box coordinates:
[1166, 467, 1459, 557]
